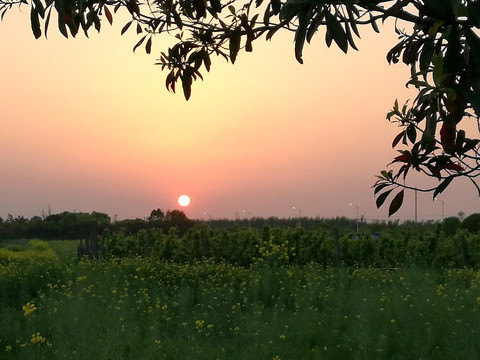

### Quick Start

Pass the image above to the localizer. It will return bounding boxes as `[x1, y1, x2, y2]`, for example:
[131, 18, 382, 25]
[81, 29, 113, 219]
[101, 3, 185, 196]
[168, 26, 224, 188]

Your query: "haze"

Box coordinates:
[1, 11, 478, 221]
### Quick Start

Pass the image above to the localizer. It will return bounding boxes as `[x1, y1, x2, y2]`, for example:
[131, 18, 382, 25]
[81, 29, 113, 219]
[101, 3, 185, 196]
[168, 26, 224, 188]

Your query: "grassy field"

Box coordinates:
[1, 240, 480, 359]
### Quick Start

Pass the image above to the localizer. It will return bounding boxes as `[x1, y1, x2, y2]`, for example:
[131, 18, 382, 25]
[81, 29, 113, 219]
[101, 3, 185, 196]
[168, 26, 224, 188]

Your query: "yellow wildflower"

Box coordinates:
[22, 302, 37, 316]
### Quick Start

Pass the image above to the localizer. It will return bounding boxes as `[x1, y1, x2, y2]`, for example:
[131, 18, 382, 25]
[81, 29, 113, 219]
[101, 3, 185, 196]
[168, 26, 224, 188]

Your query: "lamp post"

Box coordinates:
[203, 212, 212, 227]
[414, 187, 418, 222]
[242, 209, 251, 228]
[349, 203, 359, 233]
[292, 206, 302, 226]
[435, 198, 445, 220]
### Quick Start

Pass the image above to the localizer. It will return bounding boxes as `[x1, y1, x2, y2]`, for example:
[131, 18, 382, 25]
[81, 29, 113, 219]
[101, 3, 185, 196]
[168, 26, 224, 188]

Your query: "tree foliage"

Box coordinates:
[462, 212, 480, 233]
[2, 0, 480, 214]
[0, 209, 194, 239]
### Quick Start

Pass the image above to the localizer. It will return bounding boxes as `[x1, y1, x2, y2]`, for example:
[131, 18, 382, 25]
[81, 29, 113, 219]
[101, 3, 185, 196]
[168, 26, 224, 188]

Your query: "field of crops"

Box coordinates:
[1, 239, 480, 359]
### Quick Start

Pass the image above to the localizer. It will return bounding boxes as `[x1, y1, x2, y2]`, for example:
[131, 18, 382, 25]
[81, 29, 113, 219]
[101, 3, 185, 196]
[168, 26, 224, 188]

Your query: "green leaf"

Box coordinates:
[419, 39, 434, 73]
[271, 0, 281, 14]
[432, 54, 444, 85]
[229, 27, 242, 64]
[133, 35, 147, 53]
[266, 23, 282, 41]
[44, 7, 52, 38]
[452, 85, 480, 117]
[462, 138, 480, 153]
[306, 13, 323, 44]
[407, 124, 417, 143]
[428, 19, 444, 36]
[172, 10, 183, 30]
[402, 39, 421, 65]
[30, 7, 42, 39]
[1, 8, 8, 21]
[203, 50, 211, 72]
[181, 67, 194, 101]
[464, 28, 480, 71]
[32, 0, 44, 18]
[423, 0, 449, 19]
[294, 6, 311, 64]
[55, 0, 69, 39]
[388, 190, 404, 216]
[444, 25, 462, 73]
[374, 183, 390, 196]
[192, 0, 207, 19]
[165, 70, 175, 92]
[433, 176, 453, 199]
[346, 7, 360, 37]
[104, 6, 113, 25]
[325, 29, 332, 48]
[145, 37, 152, 54]
[125, 0, 140, 16]
[392, 131, 405, 148]
[121, 21, 132, 35]
[467, 1, 480, 27]
[376, 189, 393, 209]
[345, 23, 358, 51]
[369, 13, 379, 33]
[325, 12, 348, 53]
[209, 0, 222, 14]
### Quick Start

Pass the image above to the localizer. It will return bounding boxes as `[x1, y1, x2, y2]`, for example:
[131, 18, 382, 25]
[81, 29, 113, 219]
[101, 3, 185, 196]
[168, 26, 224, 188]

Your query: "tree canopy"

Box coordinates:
[2, 0, 480, 215]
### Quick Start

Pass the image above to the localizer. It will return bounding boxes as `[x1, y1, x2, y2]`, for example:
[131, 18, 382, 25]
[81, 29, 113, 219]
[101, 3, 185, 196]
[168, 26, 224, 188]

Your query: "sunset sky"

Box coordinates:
[1, 8, 479, 222]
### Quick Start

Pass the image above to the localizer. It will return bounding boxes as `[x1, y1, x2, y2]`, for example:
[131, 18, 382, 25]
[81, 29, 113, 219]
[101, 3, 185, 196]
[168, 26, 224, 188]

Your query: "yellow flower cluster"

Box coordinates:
[30, 332, 52, 347]
[255, 237, 295, 265]
[22, 302, 37, 316]
[195, 320, 205, 331]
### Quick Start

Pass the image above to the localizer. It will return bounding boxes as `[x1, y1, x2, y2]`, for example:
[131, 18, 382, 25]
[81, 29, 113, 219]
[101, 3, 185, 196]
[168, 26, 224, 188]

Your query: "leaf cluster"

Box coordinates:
[27, 0, 119, 39]
[373, 0, 480, 214]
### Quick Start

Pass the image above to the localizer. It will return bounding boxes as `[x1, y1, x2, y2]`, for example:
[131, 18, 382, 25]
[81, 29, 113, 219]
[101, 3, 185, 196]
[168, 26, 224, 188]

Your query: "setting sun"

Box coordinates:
[177, 195, 191, 207]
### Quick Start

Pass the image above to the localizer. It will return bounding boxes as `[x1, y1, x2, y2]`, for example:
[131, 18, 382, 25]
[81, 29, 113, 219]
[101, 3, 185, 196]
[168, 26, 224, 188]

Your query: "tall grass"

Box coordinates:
[1, 240, 480, 359]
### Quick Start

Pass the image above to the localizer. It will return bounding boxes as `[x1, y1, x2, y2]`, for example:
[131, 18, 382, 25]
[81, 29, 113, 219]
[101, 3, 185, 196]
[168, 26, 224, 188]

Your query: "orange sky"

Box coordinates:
[1, 9, 479, 221]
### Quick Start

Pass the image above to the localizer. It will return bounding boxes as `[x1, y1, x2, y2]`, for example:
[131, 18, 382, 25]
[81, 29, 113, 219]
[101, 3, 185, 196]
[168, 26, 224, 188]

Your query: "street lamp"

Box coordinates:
[434, 198, 445, 220]
[242, 209, 251, 228]
[203, 212, 212, 226]
[349, 203, 359, 233]
[292, 206, 302, 226]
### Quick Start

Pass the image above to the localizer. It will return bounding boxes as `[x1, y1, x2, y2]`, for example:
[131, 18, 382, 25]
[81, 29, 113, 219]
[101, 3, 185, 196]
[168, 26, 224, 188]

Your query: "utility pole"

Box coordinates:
[292, 206, 302, 226]
[349, 203, 359, 233]
[414, 187, 418, 222]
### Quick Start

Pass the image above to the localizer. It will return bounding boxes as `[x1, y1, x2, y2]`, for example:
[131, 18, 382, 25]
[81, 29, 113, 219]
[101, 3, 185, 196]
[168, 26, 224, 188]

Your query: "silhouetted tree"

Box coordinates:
[148, 208, 165, 221]
[462, 213, 480, 234]
[165, 210, 194, 234]
[440, 216, 462, 236]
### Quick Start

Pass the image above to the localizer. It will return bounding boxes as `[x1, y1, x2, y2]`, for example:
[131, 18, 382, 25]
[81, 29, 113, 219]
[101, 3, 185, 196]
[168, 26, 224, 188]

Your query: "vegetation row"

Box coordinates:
[1, 240, 480, 359]
[94, 219, 480, 270]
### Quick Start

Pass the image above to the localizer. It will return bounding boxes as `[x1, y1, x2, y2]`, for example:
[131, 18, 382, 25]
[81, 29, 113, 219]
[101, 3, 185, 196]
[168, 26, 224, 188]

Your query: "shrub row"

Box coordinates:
[99, 223, 480, 269]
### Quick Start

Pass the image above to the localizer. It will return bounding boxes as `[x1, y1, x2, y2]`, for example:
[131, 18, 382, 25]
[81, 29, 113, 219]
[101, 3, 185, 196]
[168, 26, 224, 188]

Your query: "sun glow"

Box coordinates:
[177, 195, 191, 207]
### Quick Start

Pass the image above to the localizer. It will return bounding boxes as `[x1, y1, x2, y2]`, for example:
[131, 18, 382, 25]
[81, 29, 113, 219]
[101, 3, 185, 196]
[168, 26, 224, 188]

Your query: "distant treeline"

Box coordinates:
[1, 210, 479, 242]
[0, 209, 194, 240]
